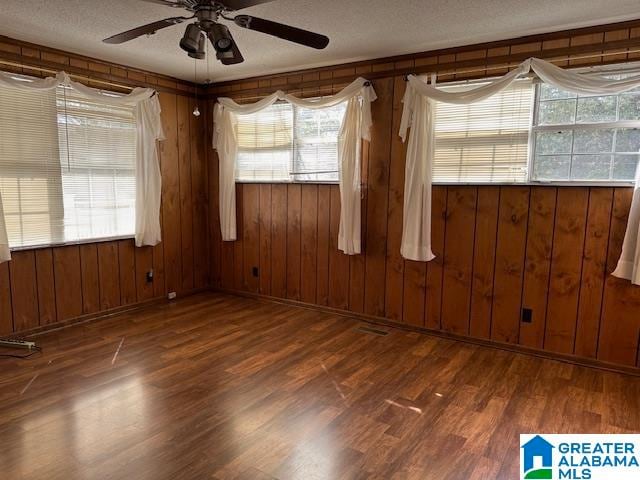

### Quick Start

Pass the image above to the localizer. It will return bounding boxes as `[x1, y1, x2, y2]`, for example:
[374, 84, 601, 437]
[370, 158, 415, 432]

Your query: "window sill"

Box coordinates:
[236, 180, 339, 185]
[236, 180, 634, 187]
[9, 234, 135, 253]
[432, 181, 635, 187]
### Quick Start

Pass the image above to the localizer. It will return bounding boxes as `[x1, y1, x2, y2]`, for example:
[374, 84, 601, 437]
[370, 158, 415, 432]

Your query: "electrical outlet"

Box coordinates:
[522, 308, 533, 323]
[168, 291, 177, 300]
[252, 266, 259, 277]
[146, 269, 154, 283]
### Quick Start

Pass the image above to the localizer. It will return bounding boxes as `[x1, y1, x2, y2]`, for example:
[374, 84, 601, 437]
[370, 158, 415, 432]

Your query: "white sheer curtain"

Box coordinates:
[613, 164, 640, 285]
[213, 77, 377, 255]
[58, 73, 166, 247]
[399, 61, 530, 261]
[399, 57, 640, 282]
[0, 69, 164, 264]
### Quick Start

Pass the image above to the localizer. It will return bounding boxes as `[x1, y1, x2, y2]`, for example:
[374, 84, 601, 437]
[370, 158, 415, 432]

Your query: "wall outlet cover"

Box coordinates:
[168, 292, 177, 300]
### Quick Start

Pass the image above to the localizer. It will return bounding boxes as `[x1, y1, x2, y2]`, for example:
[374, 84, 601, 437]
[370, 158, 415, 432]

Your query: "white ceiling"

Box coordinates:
[1, 0, 639, 84]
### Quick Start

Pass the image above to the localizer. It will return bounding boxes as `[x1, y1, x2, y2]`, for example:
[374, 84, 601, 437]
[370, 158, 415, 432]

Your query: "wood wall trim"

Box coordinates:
[0, 35, 198, 96]
[217, 287, 640, 378]
[208, 18, 640, 96]
[13, 287, 209, 338]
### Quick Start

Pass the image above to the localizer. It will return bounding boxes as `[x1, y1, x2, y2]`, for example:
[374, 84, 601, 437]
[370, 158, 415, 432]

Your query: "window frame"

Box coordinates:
[430, 69, 639, 187]
[234, 99, 345, 185]
[430, 76, 536, 185]
[528, 81, 640, 186]
[0, 71, 138, 252]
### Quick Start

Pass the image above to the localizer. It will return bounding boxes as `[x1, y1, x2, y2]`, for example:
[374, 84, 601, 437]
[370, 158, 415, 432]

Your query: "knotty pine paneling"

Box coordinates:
[599, 189, 640, 366]
[425, 186, 447, 331]
[3, 20, 640, 373]
[210, 67, 639, 370]
[300, 185, 319, 304]
[363, 77, 394, 317]
[520, 187, 556, 349]
[8, 251, 38, 332]
[574, 188, 614, 358]
[316, 185, 331, 306]
[0, 264, 10, 335]
[384, 76, 407, 324]
[328, 185, 349, 310]
[441, 186, 477, 335]
[469, 186, 500, 339]
[53, 246, 83, 321]
[79, 244, 100, 315]
[1, 45, 208, 336]
[243, 184, 260, 294]
[216, 180, 637, 368]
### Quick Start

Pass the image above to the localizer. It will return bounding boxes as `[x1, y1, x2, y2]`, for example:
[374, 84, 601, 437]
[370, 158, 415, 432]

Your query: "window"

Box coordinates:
[235, 100, 347, 183]
[433, 79, 534, 183]
[0, 72, 136, 249]
[236, 102, 292, 182]
[531, 79, 640, 182]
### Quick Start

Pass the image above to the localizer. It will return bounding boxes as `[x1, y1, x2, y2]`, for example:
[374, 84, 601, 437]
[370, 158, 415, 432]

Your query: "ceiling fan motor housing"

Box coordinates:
[196, 7, 218, 30]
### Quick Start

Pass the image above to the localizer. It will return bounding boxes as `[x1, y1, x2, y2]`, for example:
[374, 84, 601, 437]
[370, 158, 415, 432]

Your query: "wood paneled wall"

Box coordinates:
[3, 19, 640, 372]
[208, 20, 640, 369]
[211, 181, 640, 370]
[0, 39, 209, 336]
[0, 35, 197, 94]
[209, 19, 640, 98]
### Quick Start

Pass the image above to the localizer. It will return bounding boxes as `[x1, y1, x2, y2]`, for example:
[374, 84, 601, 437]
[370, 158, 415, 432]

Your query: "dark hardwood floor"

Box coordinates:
[0, 292, 638, 479]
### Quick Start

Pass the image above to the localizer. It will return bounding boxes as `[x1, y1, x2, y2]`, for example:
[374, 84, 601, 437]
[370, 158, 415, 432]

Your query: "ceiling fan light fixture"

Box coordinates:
[209, 23, 234, 53]
[187, 32, 206, 59]
[180, 23, 202, 54]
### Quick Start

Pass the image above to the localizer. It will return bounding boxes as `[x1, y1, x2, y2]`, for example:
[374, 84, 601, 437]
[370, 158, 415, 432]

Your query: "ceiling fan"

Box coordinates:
[103, 0, 330, 65]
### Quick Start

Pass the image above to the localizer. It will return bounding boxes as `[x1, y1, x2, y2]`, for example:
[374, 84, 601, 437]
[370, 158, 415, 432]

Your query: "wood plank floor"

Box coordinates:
[0, 293, 639, 480]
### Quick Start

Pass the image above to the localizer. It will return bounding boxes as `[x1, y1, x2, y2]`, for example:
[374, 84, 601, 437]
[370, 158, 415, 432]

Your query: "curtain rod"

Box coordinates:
[0, 59, 139, 92]
[403, 48, 640, 81]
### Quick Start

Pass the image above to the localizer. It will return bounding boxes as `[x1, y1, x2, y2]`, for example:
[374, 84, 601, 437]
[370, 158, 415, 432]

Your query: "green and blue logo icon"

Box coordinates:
[520, 434, 640, 479]
[521, 435, 554, 479]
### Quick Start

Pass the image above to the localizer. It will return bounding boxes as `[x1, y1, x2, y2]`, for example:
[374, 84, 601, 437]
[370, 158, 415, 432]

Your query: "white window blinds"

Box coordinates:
[235, 100, 346, 182]
[0, 73, 137, 249]
[293, 104, 345, 182]
[236, 102, 292, 182]
[0, 78, 62, 248]
[433, 79, 534, 183]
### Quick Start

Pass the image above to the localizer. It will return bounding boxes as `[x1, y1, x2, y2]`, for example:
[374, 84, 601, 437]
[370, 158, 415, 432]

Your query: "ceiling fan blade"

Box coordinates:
[138, 0, 187, 7]
[220, 0, 275, 10]
[209, 32, 245, 65]
[233, 15, 329, 49]
[103, 16, 189, 44]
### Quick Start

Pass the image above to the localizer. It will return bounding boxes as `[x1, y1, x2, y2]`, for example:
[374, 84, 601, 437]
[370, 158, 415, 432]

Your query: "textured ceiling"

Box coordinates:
[1, 0, 639, 83]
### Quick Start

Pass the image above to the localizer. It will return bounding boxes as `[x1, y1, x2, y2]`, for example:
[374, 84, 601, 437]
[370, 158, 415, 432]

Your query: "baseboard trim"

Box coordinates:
[11, 288, 210, 339]
[215, 287, 640, 378]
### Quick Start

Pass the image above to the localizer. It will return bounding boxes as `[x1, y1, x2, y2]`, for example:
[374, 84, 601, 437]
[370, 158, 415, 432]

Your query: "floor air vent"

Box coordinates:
[356, 325, 389, 336]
